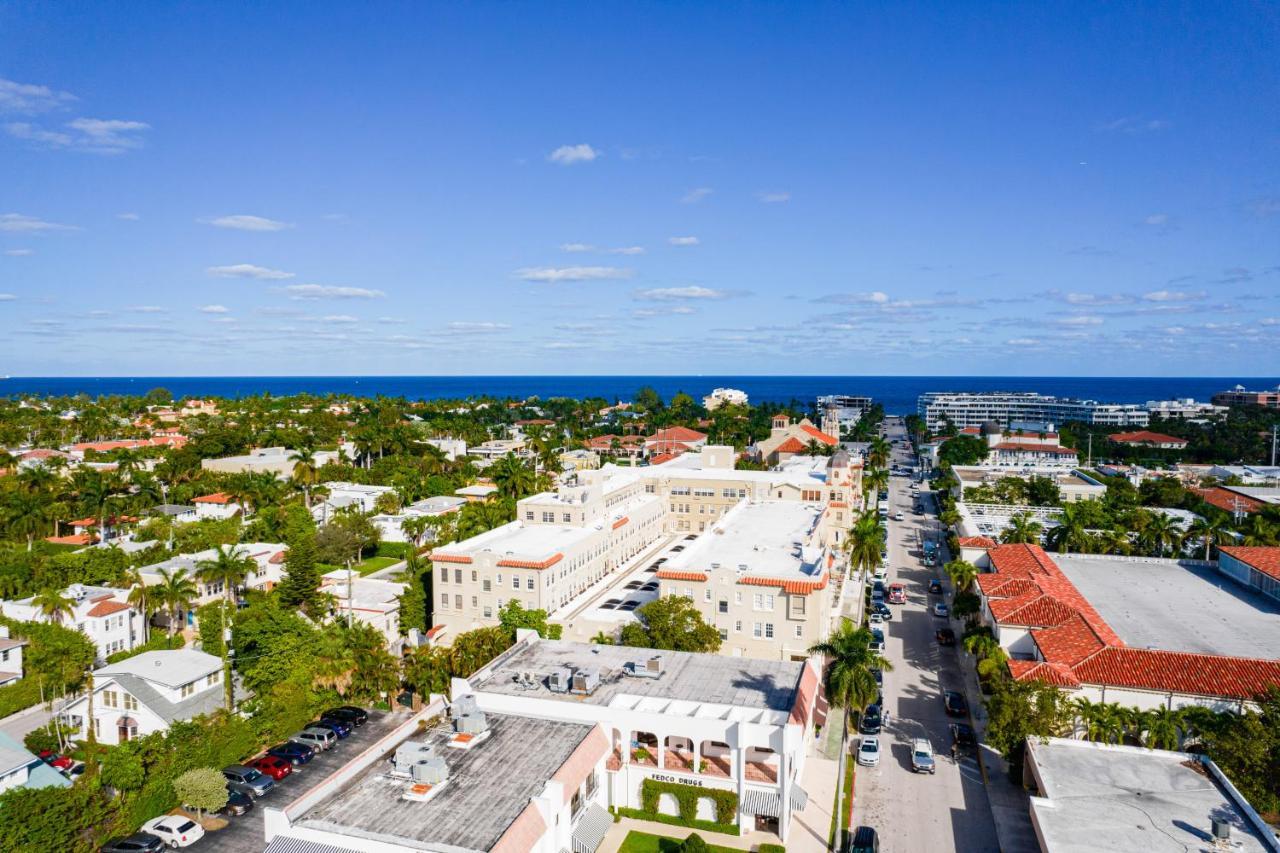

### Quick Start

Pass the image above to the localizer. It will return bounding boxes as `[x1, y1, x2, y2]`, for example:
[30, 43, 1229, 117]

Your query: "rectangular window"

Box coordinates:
[752, 622, 763, 638]
[123, 694, 138, 711]
[513, 576, 521, 589]
[526, 577, 534, 590]
[563, 513, 571, 522]
[704, 589, 711, 602]
[765, 623, 774, 639]
[439, 571, 447, 584]
[471, 596, 478, 608]
[483, 606, 492, 618]
[483, 579, 491, 592]
[542, 512, 554, 522]
[735, 592, 742, 605]
[795, 624, 803, 638]
[789, 596, 807, 618]
[102, 690, 118, 708]
[454, 569, 462, 584]
[471, 570, 477, 582]
[207, 671, 220, 686]
[734, 620, 742, 633]
[440, 592, 449, 608]
[454, 595, 463, 609]
[526, 511, 534, 520]
[181, 682, 196, 698]
[718, 628, 729, 641]
[718, 600, 728, 614]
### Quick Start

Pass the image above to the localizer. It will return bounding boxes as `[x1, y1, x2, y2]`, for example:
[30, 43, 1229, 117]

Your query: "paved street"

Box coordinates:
[849, 418, 1000, 853]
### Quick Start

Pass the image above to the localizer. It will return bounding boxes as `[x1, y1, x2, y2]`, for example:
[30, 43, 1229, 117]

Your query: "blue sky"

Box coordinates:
[1, 1, 1277, 376]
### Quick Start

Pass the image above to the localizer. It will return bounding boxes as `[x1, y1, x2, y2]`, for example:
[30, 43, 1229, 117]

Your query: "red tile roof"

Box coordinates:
[798, 424, 838, 445]
[46, 534, 94, 545]
[1029, 617, 1107, 666]
[647, 452, 679, 465]
[430, 552, 473, 564]
[68, 515, 138, 528]
[86, 600, 131, 618]
[957, 536, 998, 548]
[1072, 647, 1280, 702]
[1007, 659, 1081, 688]
[988, 594, 1081, 628]
[1192, 486, 1263, 515]
[655, 569, 709, 582]
[495, 553, 564, 570]
[1108, 431, 1188, 446]
[646, 426, 707, 444]
[193, 492, 233, 504]
[1219, 547, 1280, 583]
[739, 573, 828, 595]
[773, 437, 808, 455]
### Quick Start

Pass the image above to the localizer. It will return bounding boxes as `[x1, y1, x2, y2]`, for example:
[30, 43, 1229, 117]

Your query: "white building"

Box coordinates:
[702, 387, 749, 410]
[372, 495, 466, 544]
[0, 627, 28, 688]
[917, 391, 1148, 433]
[200, 444, 352, 478]
[1144, 398, 1228, 421]
[423, 437, 468, 460]
[192, 493, 241, 520]
[321, 570, 409, 646]
[314, 481, 397, 523]
[138, 543, 288, 627]
[0, 584, 139, 661]
[56, 649, 226, 745]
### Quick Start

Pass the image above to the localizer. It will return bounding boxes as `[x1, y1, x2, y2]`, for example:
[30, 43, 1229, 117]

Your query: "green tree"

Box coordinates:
[2, 490, 53, 551]
[172, 767, 229, 819]
[943, 559, 978, 594]
[844, 513, 885, 579]
[1186, 513, 1230, 560]
[497, 600, 556, 639]
[31, 588, 74, 626]
[490, 454, 537, 501]
[937, 435, 989, 467]
[983, 676, 1070, 780]
[289, 446, 320, 508]
[619, 596, 721, 652]
[277, 534, 323, 615]
[1000, 513, 1043, 544]
[155, 567, 197, 640]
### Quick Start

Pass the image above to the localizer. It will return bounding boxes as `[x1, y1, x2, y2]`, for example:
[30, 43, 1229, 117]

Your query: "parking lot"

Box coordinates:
[171, 708, 408, 853]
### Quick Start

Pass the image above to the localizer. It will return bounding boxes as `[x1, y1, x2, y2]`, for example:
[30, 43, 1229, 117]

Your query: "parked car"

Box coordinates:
[324, 705, 369, 726]
[670, 545, 685, 552]
[290, 727, 337, 752]
[868, 611, 885, 625]
[63, 759, 86, 778]
[933, 602, 949, 618]
[871, 668, 883, 687]
[38, 750, 74, 770]
[249, 754, 294, 781]
[308, 718, 352, 738]
[218, 789, 255, 816]
[950, 723, 976, 750]
[911, 738, 936, 774]
[101, 834, 166, 853]
[267, 741, 316, 766]
[944, 691, 968, 717]
[684, 534, 698, 540]
[893, 512, 905, 522]
[859, 704, 882, 734]
[640, 581, 659, 592]
[871, 602, 892, 620]
[224, 764, 276, 798]
[856, 737, 881, 767]
[936, 628, 956, 646]
[928, 578, 943, 594]
[141, 815, 205, 848]
[872, 569, 887, 585]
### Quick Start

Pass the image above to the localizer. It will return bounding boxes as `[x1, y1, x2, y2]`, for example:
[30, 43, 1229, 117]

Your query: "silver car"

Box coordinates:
[291, 726, 337, 751]
[223, 764, 275, 798]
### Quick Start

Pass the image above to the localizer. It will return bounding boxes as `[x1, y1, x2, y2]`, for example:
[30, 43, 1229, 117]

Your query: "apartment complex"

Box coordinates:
[430, 447, 862, 644]
[917, 391, 1149, 432]
[1212, 385, 1280, 410]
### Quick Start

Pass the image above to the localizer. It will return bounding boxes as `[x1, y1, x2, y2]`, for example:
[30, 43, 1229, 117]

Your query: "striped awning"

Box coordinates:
[742, 785, 809, 818]
[264, 837, 363, 853]
[571, 803, 613, 853]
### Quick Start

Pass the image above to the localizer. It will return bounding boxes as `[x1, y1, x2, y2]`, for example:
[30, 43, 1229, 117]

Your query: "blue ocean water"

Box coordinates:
[2, 376, 1276, 414]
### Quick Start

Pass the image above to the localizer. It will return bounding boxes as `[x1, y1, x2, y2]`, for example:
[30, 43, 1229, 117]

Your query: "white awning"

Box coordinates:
[571, 803, 613, 853]
[264, 837, 363, 853]
[742, 785, 809, 818]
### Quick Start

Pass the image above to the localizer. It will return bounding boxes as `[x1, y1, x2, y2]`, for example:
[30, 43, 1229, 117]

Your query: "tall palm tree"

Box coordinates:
[491, 454, 537, 501]
[3, 489, 53, 551]
[844, 513, 885, 580]
[456, 499, 515, 540]
[1046, 503, 1089, 554]
[1001, 513, 1043, 544]
[866, 437, 891, 471]
[1239, 515, 1279, 547]
[861, 467, 888, 510]
[31, 588, 74, 625]
[944, 559, 978, 594]
[1139, 513, 1183, 557]
[1186, 514, 1230, 560]
[312, 628, 356, 696]
[1095, 525, 1132, 556]
[809, 623, 892, 841]
[122, 566, 153, 643]
[155, 567, 197, 639]
[196, 545, 255, 609]
[289, 446, 320, 508]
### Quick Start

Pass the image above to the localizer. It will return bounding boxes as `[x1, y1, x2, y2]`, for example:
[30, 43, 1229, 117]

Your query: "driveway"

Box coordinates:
[848, 417, 1001, 853]
[181, 708, 408, 853]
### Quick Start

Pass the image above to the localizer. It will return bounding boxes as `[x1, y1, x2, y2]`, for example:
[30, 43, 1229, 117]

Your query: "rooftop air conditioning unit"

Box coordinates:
[454, 711, 488, 735]
[646, 654, 665, 676]
[1210, 819, 1231, 842]
[392, 741, 439, 777]
[571, 669, 600, 695]
[411, 754, 448, 785]
[452, 694, 480, 718]
[548, 667, 573, 693]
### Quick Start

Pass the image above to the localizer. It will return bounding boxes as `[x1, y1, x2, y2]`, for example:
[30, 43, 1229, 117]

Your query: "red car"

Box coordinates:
[38, 750, 74, 770]
[887, 583, 906, 604]
[249, 755, 293, 781]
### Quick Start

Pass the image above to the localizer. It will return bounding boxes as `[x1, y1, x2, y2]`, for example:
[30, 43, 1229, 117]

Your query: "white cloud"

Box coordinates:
[203, 214, 292, 232]
[129, 305, 166, 314]
[548, 144, 599, 165]
[560, 243, 645, 256]
[1059, 291, 1131, 306]
[199, 304, 229, 314]
[284, 284, 385, 300]
[757, 191, 790, 203]
[1143, 289, 1205, 302]
[0, 77, 77, 114]
[668, 236, 699, 246]
[680, 187, 713, 204]
[0, 213, 76, 233]
[633, 306, 696, 318]
[609, 246, 644, 255]
[1143, 213, 1169, 226]
[0, 293, 16, 301]
[636, 286, 728, 301]
[7, 117, 149, 154]
[320, 314, 359, 324]
[1006, 337, 1040, 346]
[206, 263, 295, 280]
[543, 341, 591, 349]
[117, 212, 140, 221]
[4, 248, 33, 256]
[446, 321, 510, 332]
[560, 243, 594, 252]
[1056, 315, 1104, 326]
[515, 266, 632, 283]
[1098, 116, 1171, 134]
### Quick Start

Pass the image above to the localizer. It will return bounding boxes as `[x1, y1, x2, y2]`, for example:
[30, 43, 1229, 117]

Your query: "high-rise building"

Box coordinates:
[917, 391, 1149, 433]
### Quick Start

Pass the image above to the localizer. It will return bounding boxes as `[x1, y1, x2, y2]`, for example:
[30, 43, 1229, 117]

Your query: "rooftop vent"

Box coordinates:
[391, 741, 446, 782]
[1210, 819, 1231, 842]
[626, 654, 665, 679]
[570, 669, 600, 695]
[548, 666, 573, 693]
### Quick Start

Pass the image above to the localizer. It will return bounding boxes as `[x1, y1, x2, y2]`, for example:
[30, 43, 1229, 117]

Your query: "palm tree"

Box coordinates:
[491, 454, 537, 501]
[1139, 513, 1183, 557]
[944, 559, 978, 594]
[31, 588, 74, 625]
[155, 567, 197, 639]
[844, 514, 885, 580]
[457, 499, 514, 540]
[289, 446, 320, 508]
[861, 467, 888, 510]
[1093, 703, 1126, 744]
[122, 567, 153, 643]
[1071, 697, 1104, 740]
[1001, 513, 1043, 544]
[196, 545, 255, 609]
[1239, 515, 1279, 547]
[1143, 706, 1183, 750]
[809, 622, 891, 841]
[1046, 503, 1089, 554]
[400, 515, 433, 549]
[312, 628, 356, 695]
[3, 489, 53, 551]
[866, 437, 891, 471]
[1186, 514, 1230, 560]
[1095, 525, 1132, 556]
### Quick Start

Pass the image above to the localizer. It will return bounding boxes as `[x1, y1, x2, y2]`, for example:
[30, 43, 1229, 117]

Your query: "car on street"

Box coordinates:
[857, 736, 881, 767]
[624, 580, 643, 590]
[267, 741, 315, 765]
[944, 690, 968, 717]
[893, 512, 904, 522]
[684, 534, 697, 540]
[928, 578, 943, 594]
[224, 764, 276, 798]
[640, 581, 659, 591]
[141, 815, 206, 848]
[847, 826, 879, 853]
[670, 545, 685, 552]
[871, 667, 882, 687]
[933, 602, 949, 617]
[859, 704, 882, 734]
[911, 738, 936, 774]
[325, 705, 369, 726]
[249, 754, 294, 781]
[218, 789, 254, 816]
[887, 583, 905, 604]
[868, 611, 885, 625]
[101, 834, 166, 853]
[872, 569, 887, 584]
[871, 602, 892, 620]
[936, 627, 956, 646]
[950, 723, 976, 750]
[308, 718, 352, 738]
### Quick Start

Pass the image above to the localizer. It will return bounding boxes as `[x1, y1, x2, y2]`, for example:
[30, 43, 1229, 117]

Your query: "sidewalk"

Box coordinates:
[596, 816, 777, 853]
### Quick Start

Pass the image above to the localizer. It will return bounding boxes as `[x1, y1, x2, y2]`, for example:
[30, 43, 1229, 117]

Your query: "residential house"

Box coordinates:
[139, 543, 288, 629]
[0, 732, 71, 793]
[0, 626, 28, 688]
[372, 495, 465, 544]
[643, 426, 708, 458]
[320, 570, 409, 646]
[1108, 430, 1189, 451]
[702, 387, 749, 410]
[193, 493, 241, 520]
[0, 583, 139, 661]
[313, 482, 397, 523]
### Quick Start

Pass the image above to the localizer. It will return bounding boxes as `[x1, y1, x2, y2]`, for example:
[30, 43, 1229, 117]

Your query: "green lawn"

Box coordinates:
[617, 831, 741, 853]
[318, 556, 401, 577]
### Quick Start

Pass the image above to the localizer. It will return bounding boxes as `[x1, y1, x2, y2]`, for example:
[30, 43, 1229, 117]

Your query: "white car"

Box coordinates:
[857, 736, 881, 767]
[872, 569, 888, 585]
[868, 611, 886, 625]
[893, 512, 905, 522]
[142, 815, 206, 848]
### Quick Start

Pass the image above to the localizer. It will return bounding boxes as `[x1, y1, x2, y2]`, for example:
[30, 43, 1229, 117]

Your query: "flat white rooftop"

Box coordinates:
[1054, 555, 1280, 659]
[666, 499, 825, 581]
[646, 453, 828, 486]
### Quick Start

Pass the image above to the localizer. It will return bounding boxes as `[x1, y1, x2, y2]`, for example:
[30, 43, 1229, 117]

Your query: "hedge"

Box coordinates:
[634, 778, 739, 831]
[376, 541, 412, 559]
[758, 845, 786, 853]
[614, 807, 741, 837]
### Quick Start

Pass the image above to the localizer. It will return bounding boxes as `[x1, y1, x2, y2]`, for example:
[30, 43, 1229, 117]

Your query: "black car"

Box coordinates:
[950, 723, 976, 750]
[928, 578, 943, 594]
[936, 628, 956, 646]
[670, 546, 685, 552]
[323, 706, 368, 727]
[640, 581, 659, 591]
[684, 534, 697, 540]
[846, 826, 879, 853]
[944, 690, 968, 717]
[871, 603, 892, 620]
[101, 834, 165, 853]
[859, 704, 882, 734]
[219, 789, 255, 816]
[268, 741, 316, 765]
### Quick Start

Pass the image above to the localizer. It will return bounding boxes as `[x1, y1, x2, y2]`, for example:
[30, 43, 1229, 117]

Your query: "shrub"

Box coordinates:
[758, 845, 786, 853]
[638, 778, 738, 825]
[376, 541, 411, 559]
[680, 833, 709, 853]
[173, 767, 229, 818]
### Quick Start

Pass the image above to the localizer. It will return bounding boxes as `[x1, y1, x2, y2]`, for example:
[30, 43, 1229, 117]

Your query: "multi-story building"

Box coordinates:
[1144, 398, 1228, 421]
[752, 415, 839, 467]
[138, 543, 288, 628]
[917, 391, 1149, 433]
[1212, 385, 1280, 410]
[702, 387, 748, 410]
[0, 583, 139, 661]
[430, 448, 862, 647]
[656, 499, 837, 660]
[817, 394, 872, 433]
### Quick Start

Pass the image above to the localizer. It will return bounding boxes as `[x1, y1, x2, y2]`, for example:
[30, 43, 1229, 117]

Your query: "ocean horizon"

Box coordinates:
[3, 375, 1277, 415]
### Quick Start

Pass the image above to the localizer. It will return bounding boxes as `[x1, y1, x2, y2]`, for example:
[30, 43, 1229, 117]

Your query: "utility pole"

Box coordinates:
[1087, 434, 1093, 468]
[345, 557, 354, 628]
[1271, 424, 1277, 467]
